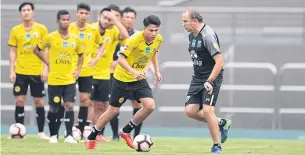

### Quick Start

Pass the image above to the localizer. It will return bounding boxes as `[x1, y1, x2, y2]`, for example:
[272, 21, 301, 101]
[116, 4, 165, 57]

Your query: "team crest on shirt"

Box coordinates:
[33, 32, 38, 38]
[88, 33, 92, 39]
[145, 47, 150, 54]
[213, 43, 220, 51]
[25, 33, 31, 40]
[62, 41, 68, 48]
[71, 42, 75, 48]
[191, 39, 196, 47]
[79, 33, 85, 39]
[197, 41, 202, 48]
[105, 37, 111, 43]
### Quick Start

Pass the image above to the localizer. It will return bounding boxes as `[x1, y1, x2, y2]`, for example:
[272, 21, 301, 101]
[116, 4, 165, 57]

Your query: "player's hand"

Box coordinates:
[154, 72, 162, 85]
[41, 69, 48, 82]
[73, 70, 80, 79]
[105, 11, 118, 23]
[89, 58, 99, 68]
[9, 71, 16, 83]
[132, 70, 146, 80]
[204, 81, 213, 95]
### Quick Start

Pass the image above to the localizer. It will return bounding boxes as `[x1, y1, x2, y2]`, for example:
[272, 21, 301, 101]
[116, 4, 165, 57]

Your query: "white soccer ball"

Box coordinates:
[72, 126, 82, 141]
[133, 134, 153, 152]
[83, 126, 92, 139]
[9, 123, 26, 138]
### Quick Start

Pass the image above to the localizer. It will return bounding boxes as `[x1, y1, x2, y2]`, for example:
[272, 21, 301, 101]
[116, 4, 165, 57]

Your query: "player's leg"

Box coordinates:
[91, 79, 110, 142]
[77, 76, 93, 137]
[87, 99, 94, 127]
[109, 73, 120, 141]
[131, 99, 143, 138]
[55, 99, 65, 138]
[13, 74, 28, 127]
[47, 85, 63, 143]
[85, 78, 129, 150]
[120, 82, 154, 149]
[29, 75, 49, 140]
[62, 83, 77, 144]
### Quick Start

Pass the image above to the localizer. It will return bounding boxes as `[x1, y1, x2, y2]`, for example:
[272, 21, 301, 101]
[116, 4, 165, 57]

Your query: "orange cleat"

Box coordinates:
[119, 130, 134, 149]
[85, 140, 96, 150]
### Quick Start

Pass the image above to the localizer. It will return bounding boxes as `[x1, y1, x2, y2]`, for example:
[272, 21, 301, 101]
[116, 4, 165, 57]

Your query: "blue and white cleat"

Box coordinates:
[220, 119, 232, 143]
[211, 144, 222, 154]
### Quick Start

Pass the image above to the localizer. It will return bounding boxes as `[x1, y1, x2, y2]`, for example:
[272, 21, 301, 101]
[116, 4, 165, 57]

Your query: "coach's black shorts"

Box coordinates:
[110, 77, 153, 107]
[13, 73, 45, 97]
[77, 76, 93, 93]
[91, 79, 110, 102]
[48, 84, 76, 105]
[185, 74, 223, 107]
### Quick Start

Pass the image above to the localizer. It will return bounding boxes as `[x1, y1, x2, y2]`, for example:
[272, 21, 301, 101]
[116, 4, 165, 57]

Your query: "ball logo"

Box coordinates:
[33, 32, 38, 38]
[53, 96, 60, 103]
[14, 86, 21, 92]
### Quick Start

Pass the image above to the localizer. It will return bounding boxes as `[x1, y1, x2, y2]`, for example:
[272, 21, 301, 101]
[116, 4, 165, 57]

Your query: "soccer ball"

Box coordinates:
[83, 126, 92, 138]
[9, 123, 26, 138]
[133, 134, 153, 152]
[72, 126, 82, 141]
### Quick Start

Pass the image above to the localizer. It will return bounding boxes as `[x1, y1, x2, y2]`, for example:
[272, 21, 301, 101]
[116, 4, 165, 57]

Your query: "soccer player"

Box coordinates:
[181, 9, 232, 153]
[85, 15, 163, 150]
[110, 7, 146, 140]
[68, 3, 103, 140]
[90, 7, 129, 141]
[33, 10, 84, 144]
[8, 2, 49, 140]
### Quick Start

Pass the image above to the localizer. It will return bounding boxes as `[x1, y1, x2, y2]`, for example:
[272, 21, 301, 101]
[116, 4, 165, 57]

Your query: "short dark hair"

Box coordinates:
[77, 3, 91, 11]
[19, 2, 34, 12]
[99, 7, 111, 14]
[57, 10, 70, 20]
[108, 4, 121, 13]
[143, 15, 161, 27]
[121, 7, 137, 17]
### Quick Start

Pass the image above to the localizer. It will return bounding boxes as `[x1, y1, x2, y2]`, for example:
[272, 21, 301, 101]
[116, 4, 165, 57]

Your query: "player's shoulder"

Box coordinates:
[10, 24, 23, 32]
[155, 34, 163, 43]
[34, 22, 48, 31]
[46, 31, 58, 38]
[201, 25, 216, 37]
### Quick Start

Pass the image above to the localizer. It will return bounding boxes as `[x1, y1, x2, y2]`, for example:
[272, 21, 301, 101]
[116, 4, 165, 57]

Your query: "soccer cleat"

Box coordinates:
[220, 119, 232, 143]
[49, 135, 58, 143]
[64, 135, 78, 144]
[96, 134, 110, 142]
[38, 132, 50, 140]
[85, 140, 96, 150]
[211, 144, 222, 154]
[119, 129, 134, 149]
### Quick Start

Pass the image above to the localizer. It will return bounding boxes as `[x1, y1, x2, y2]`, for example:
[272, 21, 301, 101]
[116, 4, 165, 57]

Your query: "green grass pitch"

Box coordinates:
[1, 135, 305, 155]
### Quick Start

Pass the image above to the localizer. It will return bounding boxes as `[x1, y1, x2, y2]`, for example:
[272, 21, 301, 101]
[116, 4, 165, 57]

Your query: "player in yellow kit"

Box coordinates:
[86, 15, 163, 150]
[8, 2, 49, 140]
[33, 10, 84, 144]
[67, 3, 103, 139]
[89, 7, 129, 142]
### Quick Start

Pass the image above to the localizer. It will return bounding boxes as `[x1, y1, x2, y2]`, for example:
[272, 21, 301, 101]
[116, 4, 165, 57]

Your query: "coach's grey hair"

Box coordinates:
[184, 8, 203, 23]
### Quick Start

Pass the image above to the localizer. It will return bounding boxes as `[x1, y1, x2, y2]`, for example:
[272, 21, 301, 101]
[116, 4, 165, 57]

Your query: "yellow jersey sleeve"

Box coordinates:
[38, 35, 50, 50]
[155, 35, 163, 52]
[122, 37, 136, 57]
[8, 28, 17, 47]
[41, 25, 49, 39]
[94, 28, 103, 46]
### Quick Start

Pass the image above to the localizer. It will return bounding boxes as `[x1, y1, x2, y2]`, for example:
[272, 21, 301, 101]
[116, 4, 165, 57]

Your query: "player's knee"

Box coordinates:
[49, 103, 60, 113]
[63, 102, 73, 111]
[79, 93, 90, 106]
[184, 108, 196, 118]
[95, 101, 106, 111]
[143, 102, 155, 112]
[203, 108, 214, 117]
[33, 98, 44, 107]
[15, 96, 26, 106]
[108, 105, 120, 115]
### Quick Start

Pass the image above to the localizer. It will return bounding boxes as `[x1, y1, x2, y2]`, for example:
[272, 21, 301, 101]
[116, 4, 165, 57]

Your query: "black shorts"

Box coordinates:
[13, 73, 45, 97]
[91, 79, 110, 102]
[185, 74, 223, 107]
[48, 84, 76, 104]
[109, 73, 136, 101]
[110, 77, 153, 107]
[76, 76, 93, 93]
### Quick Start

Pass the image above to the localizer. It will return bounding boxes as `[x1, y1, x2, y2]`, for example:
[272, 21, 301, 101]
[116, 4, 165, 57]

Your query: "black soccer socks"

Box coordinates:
[55, 105, 65, 135]
[65, 111, 74, 136]
[122, 120, 137, 133]
[78, 107, 88, 134]
[47, 112, 57, 136]
[87, 126, 100, 140]
[133, 108, 143, 138]
[110, 113, 119, 137]
[15, 106, 25, 124]
[36, 107, 45, 132]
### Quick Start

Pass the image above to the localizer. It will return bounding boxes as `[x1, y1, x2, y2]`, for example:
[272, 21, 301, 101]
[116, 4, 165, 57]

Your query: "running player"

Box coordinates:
[33, 10, 84, 144]
[85, 15, 163, 150]
[8, 2, 49, 140]
[182, 8, 232, 153]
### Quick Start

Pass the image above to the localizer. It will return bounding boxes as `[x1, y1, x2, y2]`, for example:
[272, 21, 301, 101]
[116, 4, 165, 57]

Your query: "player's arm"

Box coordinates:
[33, 36, 49, 65]
[74, 39, 84, 78]
[151, 50, 162, 84]
[90, 30, 105, 67]
[118, 40, 144, 80]
[41, 25, 49, 80]
[114, 21, 129, 40]
[205, 34, 224, 82]
[8, 28, 17, 82]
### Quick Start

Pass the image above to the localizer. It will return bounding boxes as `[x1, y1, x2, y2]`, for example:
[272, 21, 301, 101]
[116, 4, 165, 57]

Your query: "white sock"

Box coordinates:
[216, 117, 222, 124]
